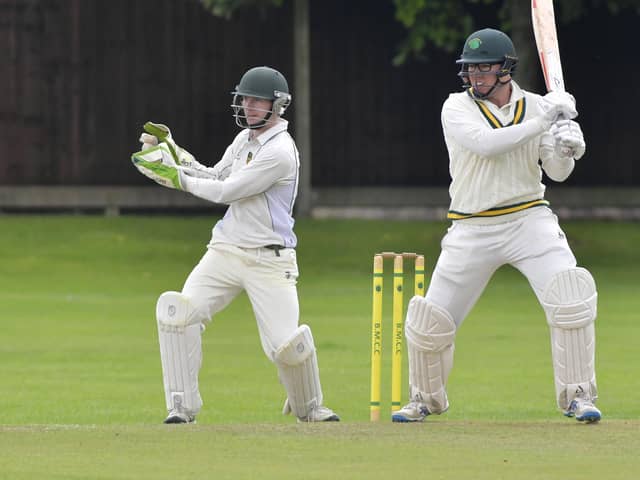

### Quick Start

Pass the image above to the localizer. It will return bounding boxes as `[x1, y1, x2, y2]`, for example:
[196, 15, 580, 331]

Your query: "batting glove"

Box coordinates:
[539, 91, 578, 126]
[539, 131, 555, 159]
[550, 119, 586, 160]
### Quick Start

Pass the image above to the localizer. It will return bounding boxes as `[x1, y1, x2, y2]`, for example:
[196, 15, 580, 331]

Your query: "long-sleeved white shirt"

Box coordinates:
[441, 81, 575, 218]
[183, 120, 299, 248]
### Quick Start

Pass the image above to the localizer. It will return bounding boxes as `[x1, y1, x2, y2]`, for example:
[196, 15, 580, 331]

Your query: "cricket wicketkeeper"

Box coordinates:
[132, 66, 339, 424]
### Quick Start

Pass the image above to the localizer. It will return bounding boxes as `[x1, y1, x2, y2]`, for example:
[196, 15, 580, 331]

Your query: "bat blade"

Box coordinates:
[531, 0, 565, 92]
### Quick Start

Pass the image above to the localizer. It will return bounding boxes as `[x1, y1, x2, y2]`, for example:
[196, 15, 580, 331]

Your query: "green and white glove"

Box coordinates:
[131, 143, 184, 190]
[139, 121, 215, 175]
[132, 121, 219, 189]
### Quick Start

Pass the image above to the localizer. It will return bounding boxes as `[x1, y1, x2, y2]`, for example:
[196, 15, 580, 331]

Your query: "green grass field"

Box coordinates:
[1, 216, 638, 479]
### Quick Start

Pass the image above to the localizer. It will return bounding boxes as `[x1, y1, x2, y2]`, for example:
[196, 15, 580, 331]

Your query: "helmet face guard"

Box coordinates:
[455, 29, 518, 99]
[230, 66, 292, 129]
[231, 90, 291, 129]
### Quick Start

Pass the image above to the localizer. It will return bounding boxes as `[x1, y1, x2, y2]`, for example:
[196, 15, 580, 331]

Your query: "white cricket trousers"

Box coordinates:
[182, 243, 300, 358]
[426, 207, 577, 327]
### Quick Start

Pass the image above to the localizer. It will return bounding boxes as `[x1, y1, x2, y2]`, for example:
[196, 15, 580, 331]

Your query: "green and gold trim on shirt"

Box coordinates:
[467, 88, 526, 129]
[447, 199, 550, 220]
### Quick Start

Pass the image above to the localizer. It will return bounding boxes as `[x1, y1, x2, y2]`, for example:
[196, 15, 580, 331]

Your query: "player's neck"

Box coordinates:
[489, 82, 513, 108]
[249, 118, 281, 140]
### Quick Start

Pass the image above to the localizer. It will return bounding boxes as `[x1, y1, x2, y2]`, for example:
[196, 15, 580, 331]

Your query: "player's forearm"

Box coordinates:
[182, 162, 286, 204]
[180, 175, 228, 204]
[446, 116, 547, 157]
[206, 145, 235, 180]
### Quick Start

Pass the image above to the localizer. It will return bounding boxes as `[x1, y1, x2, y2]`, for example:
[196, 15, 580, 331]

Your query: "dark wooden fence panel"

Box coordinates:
[308, 0, 454, 186]
[0, 0, 638, 187]
[0, 0, 294, 185]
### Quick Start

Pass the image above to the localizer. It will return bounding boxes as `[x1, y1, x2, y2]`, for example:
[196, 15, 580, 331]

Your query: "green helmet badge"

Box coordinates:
[468, 38, 482, 50]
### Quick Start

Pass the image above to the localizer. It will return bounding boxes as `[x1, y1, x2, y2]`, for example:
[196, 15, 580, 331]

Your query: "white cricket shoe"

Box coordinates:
[564, 398, 601, 423]
[392, 401, 430, 423]
[163, 408, 196, 424]
[298, 405, 340, 423]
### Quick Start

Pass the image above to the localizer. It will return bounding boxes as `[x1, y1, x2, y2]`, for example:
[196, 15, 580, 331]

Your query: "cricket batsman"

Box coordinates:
[132, 66, 339, 424]
[393, 29, 601, 423]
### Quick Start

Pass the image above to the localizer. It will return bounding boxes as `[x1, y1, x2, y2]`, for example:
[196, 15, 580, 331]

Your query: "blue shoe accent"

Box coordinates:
[577, 410, 601, 423]
[564, 398, 601, 423]
[392, 414, 413, 423]
[391, 402, 430, 422]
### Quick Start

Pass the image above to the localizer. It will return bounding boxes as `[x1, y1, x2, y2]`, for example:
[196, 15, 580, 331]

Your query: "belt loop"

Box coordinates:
[264, 245, 283, 257]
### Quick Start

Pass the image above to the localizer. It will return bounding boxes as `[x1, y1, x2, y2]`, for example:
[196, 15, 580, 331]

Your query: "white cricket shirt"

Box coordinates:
[441, 81, 568, 218]
[184, 120, 299, 248]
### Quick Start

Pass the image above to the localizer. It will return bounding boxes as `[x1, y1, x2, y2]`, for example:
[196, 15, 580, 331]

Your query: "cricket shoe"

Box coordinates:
[163, 408, 196, 424]
[564, 398, 601, 423]
[298, 405, 340, 423]
[392, 401, 430, 423]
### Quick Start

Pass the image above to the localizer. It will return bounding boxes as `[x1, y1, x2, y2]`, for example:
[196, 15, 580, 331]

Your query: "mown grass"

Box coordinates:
[0, 216, 638, 479]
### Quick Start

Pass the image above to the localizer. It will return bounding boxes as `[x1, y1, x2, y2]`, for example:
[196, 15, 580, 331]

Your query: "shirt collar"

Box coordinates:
[252, 119, 288, 145]
[507, 80, 525, 105]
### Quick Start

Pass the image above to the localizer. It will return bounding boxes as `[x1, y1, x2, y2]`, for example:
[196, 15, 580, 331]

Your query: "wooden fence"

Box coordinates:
[0, 0, 638, 192]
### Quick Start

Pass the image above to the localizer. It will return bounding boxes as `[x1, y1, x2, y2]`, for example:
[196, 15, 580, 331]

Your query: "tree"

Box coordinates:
[393, 0, 640, 89]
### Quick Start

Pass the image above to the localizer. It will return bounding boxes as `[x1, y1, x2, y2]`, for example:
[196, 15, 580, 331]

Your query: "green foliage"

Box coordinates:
[392, 0, 475, 65]
[199, 0, 284, 19]
[392, 0, 640, 64]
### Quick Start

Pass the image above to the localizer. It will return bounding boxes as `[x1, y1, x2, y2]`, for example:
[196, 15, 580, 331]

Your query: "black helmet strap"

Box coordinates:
[469, 75, 512, 100]
[459, 55, 517, 99]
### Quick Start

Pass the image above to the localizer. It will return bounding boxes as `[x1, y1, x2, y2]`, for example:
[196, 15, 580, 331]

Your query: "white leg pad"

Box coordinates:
[274, 325, 323, 419]
[541, 268, 598, 409]
[157, 291, 204, 414]
[405, 296, 456, 414]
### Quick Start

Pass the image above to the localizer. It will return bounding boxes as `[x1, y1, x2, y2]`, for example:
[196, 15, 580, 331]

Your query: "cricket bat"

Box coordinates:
[531, 0, 565, 93]
[532, 0, 575, 156]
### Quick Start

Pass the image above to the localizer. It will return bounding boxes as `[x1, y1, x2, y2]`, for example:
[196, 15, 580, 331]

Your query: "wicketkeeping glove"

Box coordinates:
[131, 143, 185, 190]
[139, 132, 158, 151]
[550, 119, 586, 160]
[139, 122, 189, 164]
[139, 121, 217, 176]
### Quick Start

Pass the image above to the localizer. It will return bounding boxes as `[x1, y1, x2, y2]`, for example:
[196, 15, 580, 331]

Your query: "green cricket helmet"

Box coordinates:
[456, 28, 518, 79]
[231, 66, 292, 129]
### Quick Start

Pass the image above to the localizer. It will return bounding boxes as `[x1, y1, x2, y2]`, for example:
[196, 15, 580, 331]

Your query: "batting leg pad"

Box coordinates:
[157, 291, 204, 414]
[274, 325, 323, 419]
[404, 296, 456, 414]
[541, 268, 598, 409]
